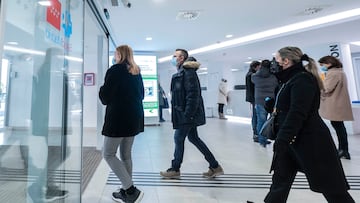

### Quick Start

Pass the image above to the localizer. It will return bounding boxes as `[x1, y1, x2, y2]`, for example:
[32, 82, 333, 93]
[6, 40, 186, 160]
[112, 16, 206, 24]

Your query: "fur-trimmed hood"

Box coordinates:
[182, 61, 200, 70]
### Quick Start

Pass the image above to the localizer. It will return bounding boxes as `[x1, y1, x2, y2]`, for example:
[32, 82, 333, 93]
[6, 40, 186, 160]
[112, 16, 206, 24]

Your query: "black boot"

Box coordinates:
[338, 150, 351, 160]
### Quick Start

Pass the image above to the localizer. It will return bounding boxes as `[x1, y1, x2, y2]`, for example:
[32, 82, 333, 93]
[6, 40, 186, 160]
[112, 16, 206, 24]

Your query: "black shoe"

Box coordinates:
[253, 135, 259, 142]
[112, 188, 126, 203]
[338, 150, 351, 160]
[125, 187, 144, 203]
[46, 186, 69, 202]
[159, 119, 165, 122]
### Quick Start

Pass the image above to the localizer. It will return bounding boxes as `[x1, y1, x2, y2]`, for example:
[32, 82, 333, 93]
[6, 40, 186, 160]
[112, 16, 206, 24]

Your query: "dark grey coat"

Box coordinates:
[99, 63, 144, 137]
[251, 67, 278, 106]
[170, 61, 206, 129]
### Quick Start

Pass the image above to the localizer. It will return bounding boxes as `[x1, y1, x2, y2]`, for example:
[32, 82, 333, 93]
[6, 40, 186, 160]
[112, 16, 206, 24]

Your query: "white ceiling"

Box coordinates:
[101, 0, 360, 69]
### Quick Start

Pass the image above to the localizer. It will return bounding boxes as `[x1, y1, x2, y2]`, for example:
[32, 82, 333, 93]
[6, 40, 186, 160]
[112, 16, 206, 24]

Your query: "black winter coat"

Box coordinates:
[273, 63, 349, 193]
[170, 61, 206, 129]
[99, 63, 144, 137]
[245, 71, 255, 103]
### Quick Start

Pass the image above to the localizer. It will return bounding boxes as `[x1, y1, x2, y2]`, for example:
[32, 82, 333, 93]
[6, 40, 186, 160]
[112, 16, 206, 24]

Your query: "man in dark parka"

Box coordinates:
[160, 49, 224, 179]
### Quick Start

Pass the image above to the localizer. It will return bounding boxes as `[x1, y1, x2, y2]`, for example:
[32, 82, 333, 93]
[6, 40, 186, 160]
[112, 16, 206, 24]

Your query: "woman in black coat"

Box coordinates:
[99, 45, 144, 203]
[264, 46, 354, 203]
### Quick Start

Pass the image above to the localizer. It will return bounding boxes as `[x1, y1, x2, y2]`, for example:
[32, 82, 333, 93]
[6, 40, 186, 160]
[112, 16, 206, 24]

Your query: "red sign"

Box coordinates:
[46, 0, 61, 30]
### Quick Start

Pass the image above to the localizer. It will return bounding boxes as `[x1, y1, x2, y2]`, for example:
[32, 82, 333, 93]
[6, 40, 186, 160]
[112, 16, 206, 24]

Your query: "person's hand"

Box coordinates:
[273, 139, 288, 153]
[264, 97, 275, 113]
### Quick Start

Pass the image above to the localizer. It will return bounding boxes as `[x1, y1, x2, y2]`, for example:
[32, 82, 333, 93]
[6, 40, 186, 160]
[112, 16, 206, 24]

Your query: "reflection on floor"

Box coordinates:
[83, 118, 360, 203]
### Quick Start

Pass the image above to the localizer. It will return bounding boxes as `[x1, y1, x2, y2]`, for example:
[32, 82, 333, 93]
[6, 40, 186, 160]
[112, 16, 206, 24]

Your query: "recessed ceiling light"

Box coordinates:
[231, 68, 239, 72]
[145, 37, 152, 41]
[7, 41, 18, 45]
[225, 34, 233, 38]
[38, 1, 51, 6]
[351, 41, 360, 46]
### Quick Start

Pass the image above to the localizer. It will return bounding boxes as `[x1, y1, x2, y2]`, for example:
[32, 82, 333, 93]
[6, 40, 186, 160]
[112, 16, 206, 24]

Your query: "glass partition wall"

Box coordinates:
[0, 0, 84, 202]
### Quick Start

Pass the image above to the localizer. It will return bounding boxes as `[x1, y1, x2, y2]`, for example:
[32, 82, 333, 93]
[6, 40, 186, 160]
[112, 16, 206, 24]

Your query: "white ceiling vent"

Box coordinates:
[176, 10, 201, 20]
[297, 5, 330, 16]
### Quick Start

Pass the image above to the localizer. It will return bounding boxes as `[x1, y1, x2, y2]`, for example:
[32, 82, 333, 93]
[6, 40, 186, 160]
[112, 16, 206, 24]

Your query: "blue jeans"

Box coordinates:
[171, 125, 219, 170]
[255, 104, 269, 145]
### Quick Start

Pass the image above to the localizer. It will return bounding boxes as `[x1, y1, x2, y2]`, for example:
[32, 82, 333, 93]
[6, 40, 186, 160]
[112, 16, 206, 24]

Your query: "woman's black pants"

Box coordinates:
[330, 121, 349, 152]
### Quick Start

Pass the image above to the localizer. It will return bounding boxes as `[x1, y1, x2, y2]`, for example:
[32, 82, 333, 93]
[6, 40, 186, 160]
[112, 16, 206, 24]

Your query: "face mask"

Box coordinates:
[320, 66, 328, 72]
[270, 58, 283, 73]
[171, 57, 177, 67]
[112, 57, 116, 65]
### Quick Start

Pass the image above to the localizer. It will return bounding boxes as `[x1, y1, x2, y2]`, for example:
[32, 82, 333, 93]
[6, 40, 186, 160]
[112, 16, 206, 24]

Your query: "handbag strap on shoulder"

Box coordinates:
[273, 72, 306, 113]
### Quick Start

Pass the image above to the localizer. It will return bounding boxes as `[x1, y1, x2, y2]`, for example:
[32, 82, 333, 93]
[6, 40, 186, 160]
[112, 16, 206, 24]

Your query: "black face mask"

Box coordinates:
[270, 57, 283, 73]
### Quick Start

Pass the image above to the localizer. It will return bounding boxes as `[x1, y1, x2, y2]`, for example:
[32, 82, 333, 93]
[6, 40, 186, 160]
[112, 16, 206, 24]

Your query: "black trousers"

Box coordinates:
[218, 103, 224, 113]
[264, 151, 354, 203]
[159, 106, 164, 120]
[330, 121, 349, 151]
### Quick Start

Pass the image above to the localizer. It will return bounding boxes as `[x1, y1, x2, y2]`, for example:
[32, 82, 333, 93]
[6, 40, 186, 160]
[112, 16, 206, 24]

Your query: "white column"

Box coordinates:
[327, 43, 358, 101]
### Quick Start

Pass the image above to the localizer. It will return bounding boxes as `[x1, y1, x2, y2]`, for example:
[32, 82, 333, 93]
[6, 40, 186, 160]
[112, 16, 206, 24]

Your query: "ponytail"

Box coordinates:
[301, 55, 324, 90]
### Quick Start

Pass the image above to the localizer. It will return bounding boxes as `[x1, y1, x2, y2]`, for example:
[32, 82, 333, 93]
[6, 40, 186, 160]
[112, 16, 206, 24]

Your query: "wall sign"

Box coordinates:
[84, 73, 95, 86]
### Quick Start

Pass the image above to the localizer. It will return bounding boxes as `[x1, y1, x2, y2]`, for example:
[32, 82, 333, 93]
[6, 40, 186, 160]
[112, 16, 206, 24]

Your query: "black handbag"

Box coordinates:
[259, 83, 286, 140]
[259, 112, 277, 140]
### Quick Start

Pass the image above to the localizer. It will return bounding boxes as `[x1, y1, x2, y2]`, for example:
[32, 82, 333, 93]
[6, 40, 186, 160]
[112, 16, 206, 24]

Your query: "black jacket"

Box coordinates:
[170, 61, 206, 129]
[274, 63, 349, 193]
[245, 71, 255, 103]
[99, 63, 144, 137]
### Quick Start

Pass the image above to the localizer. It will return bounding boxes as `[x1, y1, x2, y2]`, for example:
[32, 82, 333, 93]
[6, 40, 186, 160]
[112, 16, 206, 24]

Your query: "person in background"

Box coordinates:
[264, 46, 354, 203]
[246, 61, 261, 142]
[158, 83, 167, 122]
[251, 59, 278, 147]
[160, 49, 224, 179]
[217, 78, 228, 119]
[318, 55, 354, 160]
[99, 45, 144, 203]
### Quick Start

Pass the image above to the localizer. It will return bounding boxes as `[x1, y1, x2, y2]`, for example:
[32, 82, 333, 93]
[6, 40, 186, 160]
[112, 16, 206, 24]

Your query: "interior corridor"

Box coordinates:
[82, 117, 360, 203]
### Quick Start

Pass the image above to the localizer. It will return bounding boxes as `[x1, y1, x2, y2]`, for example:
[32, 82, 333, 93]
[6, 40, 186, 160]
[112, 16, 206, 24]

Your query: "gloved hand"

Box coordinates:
[273, 138, 288, 153]
[264, 97, 275, 113]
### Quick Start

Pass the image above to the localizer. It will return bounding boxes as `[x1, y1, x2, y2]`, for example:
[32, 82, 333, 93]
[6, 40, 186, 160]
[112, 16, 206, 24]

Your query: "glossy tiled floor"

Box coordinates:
[83, 117, 360, 203]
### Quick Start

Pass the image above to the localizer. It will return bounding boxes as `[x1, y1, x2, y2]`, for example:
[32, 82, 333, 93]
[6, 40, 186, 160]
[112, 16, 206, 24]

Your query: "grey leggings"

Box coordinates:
[103, 136, 134, 189]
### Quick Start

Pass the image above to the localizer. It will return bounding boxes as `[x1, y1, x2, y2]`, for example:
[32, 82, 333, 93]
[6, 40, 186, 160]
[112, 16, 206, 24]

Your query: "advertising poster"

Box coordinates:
[134, 55, 158, 118]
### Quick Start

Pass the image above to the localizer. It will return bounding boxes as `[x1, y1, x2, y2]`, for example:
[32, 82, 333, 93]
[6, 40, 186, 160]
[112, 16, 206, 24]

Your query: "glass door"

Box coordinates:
[0, 0, 84, 202]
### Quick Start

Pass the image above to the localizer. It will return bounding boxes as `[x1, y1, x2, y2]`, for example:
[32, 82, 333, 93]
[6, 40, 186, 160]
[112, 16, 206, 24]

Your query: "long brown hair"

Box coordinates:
[116, 45, 140, 75]
[278, 46, 324, 90]
[318, 55, 343, 69]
